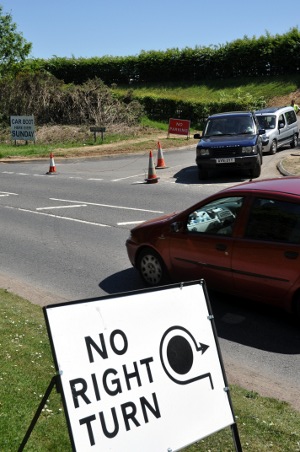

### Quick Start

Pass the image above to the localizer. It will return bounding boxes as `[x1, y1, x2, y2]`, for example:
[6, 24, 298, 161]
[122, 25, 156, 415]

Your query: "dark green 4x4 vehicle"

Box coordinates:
[194, 111, 266, 179]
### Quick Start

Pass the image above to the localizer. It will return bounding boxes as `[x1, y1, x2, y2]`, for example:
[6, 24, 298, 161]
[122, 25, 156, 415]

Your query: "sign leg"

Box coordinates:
[18, 375, 59, 452]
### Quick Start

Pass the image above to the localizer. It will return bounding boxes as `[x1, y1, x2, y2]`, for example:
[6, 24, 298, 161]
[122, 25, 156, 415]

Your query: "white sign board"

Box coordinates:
[44, 282, 236, 451]
[10, 115, 35, 141]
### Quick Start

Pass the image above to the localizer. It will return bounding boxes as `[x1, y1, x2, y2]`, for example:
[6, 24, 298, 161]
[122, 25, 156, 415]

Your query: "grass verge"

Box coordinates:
[113, 76, 300, 103]
[0, 289, 299, 451]
[0, 125, 194, 160]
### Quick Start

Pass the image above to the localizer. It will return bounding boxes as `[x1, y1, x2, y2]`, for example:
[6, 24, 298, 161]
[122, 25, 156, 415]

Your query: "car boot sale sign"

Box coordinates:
[10, 115, 35, 141]
[44, 282, 237, 451]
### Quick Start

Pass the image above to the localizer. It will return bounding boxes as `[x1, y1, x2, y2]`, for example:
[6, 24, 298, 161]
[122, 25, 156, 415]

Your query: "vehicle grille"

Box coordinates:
[210, 146, 242, 157]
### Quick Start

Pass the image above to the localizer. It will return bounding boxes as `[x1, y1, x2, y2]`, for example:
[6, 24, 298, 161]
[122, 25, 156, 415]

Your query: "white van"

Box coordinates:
[255, 106, 299, 154]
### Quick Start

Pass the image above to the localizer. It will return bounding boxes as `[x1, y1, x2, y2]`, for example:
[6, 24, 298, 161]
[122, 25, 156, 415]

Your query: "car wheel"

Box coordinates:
[251, 161, 261, 179]
[269, 139, 277, 155]
[290, 133, 298, 148]
[137, 248, 166, 286]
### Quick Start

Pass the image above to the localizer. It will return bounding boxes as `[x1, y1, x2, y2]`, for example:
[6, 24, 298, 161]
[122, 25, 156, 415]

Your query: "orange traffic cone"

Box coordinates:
[155, 141, 167, 169]
[47, 152, 56, 174]
[145, 150, 159, 184]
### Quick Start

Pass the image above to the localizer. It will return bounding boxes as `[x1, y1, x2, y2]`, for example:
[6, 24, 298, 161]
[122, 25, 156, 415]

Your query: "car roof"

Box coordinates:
[255, 106, 293, 114]
[221, 177, 300, 197]
[208, 111, 253, 119]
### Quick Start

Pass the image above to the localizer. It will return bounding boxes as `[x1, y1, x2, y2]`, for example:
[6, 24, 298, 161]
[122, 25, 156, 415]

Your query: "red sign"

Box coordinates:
[168, 118, 190, 137]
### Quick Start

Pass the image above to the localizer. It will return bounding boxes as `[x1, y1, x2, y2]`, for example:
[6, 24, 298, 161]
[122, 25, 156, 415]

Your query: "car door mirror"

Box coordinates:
[194, 133, 201, 139]
[171, 221, 183, 232]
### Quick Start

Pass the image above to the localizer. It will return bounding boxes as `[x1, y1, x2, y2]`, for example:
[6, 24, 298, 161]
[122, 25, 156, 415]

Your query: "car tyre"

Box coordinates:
[290, 133, 298, 148]
[137, 248, 166, 286]
[269, 139, 277, 155]
[251, 160, 261, 179]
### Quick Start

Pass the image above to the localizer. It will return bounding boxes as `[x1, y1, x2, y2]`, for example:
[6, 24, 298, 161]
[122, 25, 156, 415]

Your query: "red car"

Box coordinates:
[126, 177, 300, 316]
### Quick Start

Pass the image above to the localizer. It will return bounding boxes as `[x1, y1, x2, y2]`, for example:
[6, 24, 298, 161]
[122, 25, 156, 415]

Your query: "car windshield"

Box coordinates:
[256, 115, 276, 130]
[204, 116, 254, 136]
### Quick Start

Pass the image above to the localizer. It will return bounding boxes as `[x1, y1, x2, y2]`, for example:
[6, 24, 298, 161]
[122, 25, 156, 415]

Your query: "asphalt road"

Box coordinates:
[0, 143, 300, 411]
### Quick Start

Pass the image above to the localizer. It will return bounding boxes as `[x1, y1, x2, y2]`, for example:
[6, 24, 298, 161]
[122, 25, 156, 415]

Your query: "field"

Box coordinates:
[1, 76, 300, 160]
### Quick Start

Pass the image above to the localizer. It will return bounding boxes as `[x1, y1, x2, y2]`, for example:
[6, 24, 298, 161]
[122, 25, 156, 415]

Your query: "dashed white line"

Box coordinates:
[112, 173, 145, 182]
[0, 191, 18, 196]
[117, 221, 145, 225]
[49, 197, 163, 213]
[4, 206, 110, 227]
[36, 204, 87, 211]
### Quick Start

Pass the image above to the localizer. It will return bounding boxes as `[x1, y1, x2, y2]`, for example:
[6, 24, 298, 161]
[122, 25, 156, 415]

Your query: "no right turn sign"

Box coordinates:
[44, 281, 241, 451]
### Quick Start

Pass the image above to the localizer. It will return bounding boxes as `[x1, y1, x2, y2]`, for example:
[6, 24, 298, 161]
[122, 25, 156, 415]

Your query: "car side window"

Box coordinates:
[278, 114, 286, 127]
[286, 110, 297, 125]
[245, 198, 300, 243]
[187, 196, 244, 236]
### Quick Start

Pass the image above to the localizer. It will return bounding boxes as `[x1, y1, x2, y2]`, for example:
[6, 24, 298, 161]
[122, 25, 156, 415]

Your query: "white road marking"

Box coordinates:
[0, 191, 18, 196]
[117, 221, 145, 225]
[4, 206, 110, 227]
[88, 178, 103, 181]
[112, 173, 145, 182]
[49, 197, 164, 213]
[36, 204, 87, 211]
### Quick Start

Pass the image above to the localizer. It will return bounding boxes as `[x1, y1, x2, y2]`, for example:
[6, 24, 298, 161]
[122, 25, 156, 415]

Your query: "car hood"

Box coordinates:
[198, 134, 257, 147]
[263, 129, 275, 137]
[131, 212, 178, 231]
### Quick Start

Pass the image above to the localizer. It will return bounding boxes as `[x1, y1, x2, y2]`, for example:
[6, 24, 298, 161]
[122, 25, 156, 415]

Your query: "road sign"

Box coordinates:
[168, 118, 190, 137]
[44, 282, 238, 451]
[10, 115, 35, 142]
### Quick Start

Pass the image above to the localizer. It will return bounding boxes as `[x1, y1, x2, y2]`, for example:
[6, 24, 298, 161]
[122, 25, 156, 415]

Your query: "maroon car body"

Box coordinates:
[126, 177, 300, 315]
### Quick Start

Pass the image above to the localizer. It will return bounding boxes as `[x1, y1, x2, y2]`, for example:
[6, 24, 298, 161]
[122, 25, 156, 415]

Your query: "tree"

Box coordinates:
[0, 5, 32, 76]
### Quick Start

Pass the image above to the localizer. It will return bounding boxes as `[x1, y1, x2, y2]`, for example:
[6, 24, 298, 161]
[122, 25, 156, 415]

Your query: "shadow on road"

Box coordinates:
[100, 269, 300, 355]
[173, 166, 250, 185]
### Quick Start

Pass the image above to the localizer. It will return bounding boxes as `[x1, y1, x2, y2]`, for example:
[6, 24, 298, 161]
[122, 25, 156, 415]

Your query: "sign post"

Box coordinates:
[90, 126, 106, 142]
[39, 281, 242, 451]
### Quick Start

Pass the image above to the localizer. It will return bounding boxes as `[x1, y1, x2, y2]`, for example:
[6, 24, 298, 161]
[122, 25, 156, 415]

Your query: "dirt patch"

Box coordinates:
[267, 89, 300, 107]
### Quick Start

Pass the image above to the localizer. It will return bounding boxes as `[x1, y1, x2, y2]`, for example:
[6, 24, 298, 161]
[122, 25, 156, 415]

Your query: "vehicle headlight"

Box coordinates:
[241, 146, 255, 154]
[198, 148, 210, 156]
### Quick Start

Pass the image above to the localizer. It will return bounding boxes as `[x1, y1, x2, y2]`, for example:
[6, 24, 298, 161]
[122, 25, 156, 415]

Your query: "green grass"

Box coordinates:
[1, 289, 300, 451]
[0, 132, 142, 159]
[1, 76, 299, 159]
[114, 75, 300, 103]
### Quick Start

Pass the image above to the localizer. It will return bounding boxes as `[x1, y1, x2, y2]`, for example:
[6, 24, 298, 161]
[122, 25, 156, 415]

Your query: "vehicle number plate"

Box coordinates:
[216, 158, 235, 164]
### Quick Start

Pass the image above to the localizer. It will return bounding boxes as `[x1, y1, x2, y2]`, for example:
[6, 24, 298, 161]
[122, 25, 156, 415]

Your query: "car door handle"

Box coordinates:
[216, 243, 227, 251]
[284, 251, 298, 259]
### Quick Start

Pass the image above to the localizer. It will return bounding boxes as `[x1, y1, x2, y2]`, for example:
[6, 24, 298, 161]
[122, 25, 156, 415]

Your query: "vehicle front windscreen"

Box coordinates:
[256, 115, 276, 130]
[204, 117, 254, 136]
